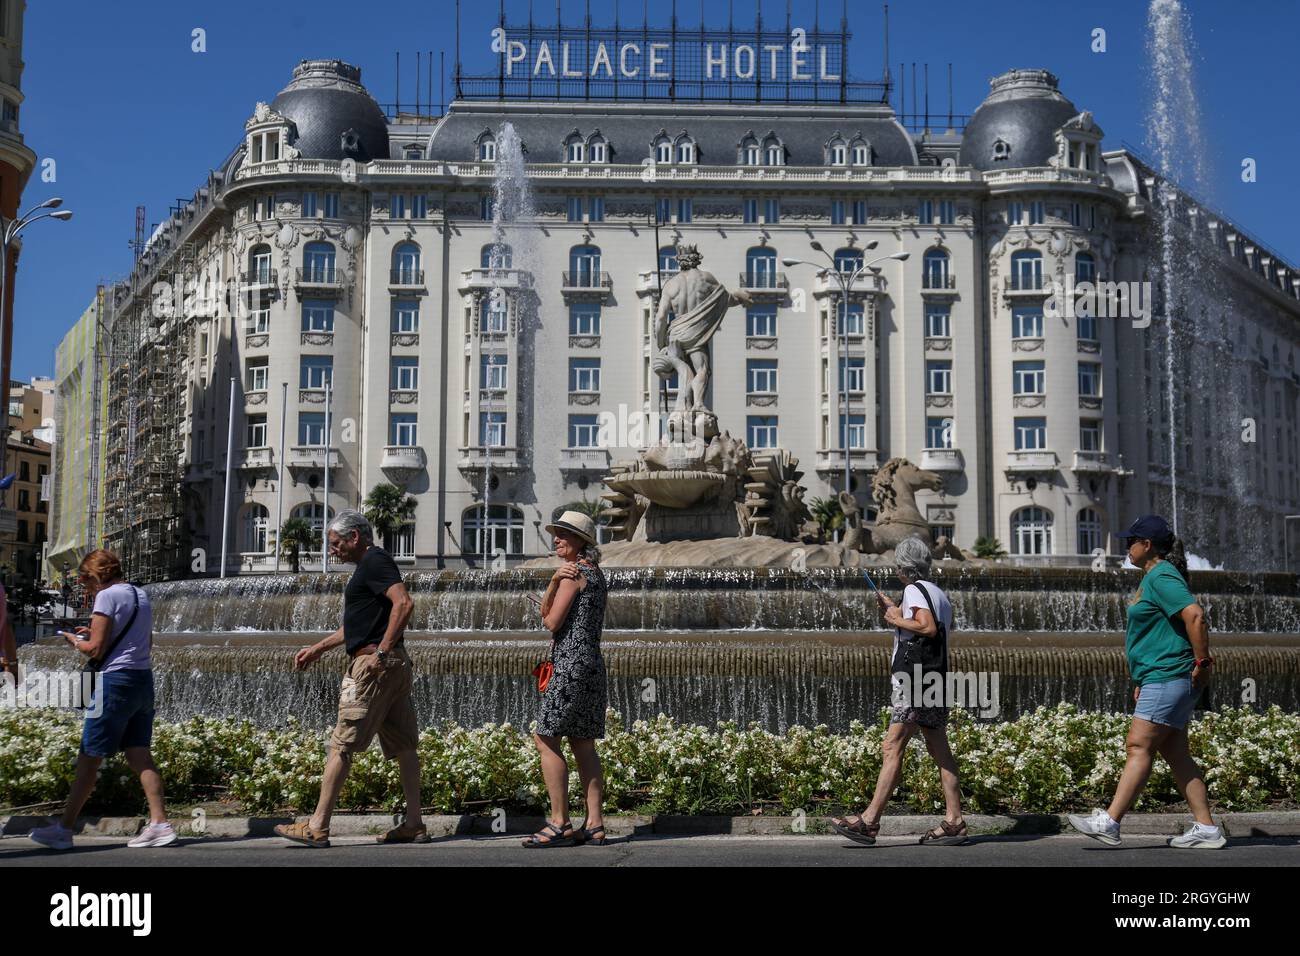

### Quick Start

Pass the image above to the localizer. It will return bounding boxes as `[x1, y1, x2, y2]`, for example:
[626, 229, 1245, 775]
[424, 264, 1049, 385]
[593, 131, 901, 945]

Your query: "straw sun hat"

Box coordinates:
[544, 510, 598, 546]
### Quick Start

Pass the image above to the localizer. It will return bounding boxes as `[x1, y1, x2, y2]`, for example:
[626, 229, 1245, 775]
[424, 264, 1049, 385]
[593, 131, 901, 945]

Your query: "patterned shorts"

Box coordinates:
[889, 705, 949, 729]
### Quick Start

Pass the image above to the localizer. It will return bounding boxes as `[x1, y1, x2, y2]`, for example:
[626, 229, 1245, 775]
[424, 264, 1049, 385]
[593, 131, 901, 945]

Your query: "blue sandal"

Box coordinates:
[574, 823, 607, 845]
[521, 822, 576, 848]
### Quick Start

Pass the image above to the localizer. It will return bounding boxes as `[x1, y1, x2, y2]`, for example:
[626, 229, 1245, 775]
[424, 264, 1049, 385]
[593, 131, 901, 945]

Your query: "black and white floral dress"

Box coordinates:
[536, 562, 608, 739]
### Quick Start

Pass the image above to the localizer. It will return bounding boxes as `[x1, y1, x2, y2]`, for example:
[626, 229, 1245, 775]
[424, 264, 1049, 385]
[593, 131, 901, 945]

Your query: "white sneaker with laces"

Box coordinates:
[1169, 822, 1226, 849]
[1067, 808, 1122, 846]
[28, 822, 73, 850]
[128, 822, 178, 848]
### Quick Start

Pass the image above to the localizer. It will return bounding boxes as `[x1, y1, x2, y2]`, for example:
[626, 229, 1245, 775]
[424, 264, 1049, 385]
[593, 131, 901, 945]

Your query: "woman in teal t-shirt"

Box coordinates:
[1068, 515, 1224, 849]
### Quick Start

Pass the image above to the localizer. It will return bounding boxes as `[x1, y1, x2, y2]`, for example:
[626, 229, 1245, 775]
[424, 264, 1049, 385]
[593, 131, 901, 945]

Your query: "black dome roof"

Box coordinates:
[959, 69, 1079, 172]
[270, 59, 389, 162]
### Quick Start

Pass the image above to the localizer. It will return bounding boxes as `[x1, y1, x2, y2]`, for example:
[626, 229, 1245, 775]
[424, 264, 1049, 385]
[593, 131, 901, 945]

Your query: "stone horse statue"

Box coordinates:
[845, 457, 947, 554]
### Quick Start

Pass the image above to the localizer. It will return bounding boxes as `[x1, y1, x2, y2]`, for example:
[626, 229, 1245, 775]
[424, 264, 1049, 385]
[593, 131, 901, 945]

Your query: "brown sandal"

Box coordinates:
[919, 819, 969, 845]
[274, 820, 331, 848]
[830, 815, 881, 846]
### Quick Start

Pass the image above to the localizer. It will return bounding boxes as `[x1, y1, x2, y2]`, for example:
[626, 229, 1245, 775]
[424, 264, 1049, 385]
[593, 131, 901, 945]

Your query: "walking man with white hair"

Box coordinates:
[274, 510, 427, 847]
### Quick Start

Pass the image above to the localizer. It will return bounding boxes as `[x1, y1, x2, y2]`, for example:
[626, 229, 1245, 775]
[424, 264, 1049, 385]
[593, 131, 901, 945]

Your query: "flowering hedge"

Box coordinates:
[2, 705, 1297, 816]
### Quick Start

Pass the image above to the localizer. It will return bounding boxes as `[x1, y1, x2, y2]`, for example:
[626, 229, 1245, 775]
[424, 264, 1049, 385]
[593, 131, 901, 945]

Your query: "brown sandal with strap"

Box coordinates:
[830, 814, 881, 846]
[919, 819, 969, 845]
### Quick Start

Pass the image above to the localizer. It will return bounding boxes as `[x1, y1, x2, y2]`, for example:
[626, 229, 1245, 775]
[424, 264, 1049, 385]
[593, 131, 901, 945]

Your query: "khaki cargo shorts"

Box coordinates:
[329, 645, 419, 758]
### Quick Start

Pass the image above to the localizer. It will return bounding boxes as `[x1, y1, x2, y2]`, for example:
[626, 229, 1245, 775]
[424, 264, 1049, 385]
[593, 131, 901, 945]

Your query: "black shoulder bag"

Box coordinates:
[890, 582, 948, 677]
[82, 585, 141, 675]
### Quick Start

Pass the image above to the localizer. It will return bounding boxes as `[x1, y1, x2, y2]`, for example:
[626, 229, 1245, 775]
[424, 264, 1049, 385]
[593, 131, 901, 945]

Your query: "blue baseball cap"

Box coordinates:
[1115, 514, 1174, 544]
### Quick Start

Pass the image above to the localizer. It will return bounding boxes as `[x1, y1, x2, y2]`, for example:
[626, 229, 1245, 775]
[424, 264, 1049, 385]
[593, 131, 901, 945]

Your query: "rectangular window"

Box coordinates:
[302, 299, 335, 332]
[246, 414, 268, 447]
[839, 357, 865, 394]
[1089, 205, 1096, 231]
[939, 200, 955, 225]
[589, 196, 604, 222]
[1015, 417, 1047, 450]
[747, 415, 778, 449]
[925, 303, 951, 338]
[483, 295, 508, 332]
[246, 361, 269, 392]
[480, 195, 494, 221]
[1079, 419, 1102, 452]
[389, 194, 406, 219]
[568, 414, 601, 448]
[1008, 201, 1023, 226]
[918, 199, 933, 225]
[1070, 202, 1082, 227]
[1013, 360, 1046, 394]
[298, 412, 326, 446]
[926, 416, 953, 449]
[479, 411, 506, 447]
[390, 414, 419, 446]
[746, 306, 777, 337]
[830, 200, 846, 225]
[391, 300, 420, 333]
[391, 357, 419, 391]
[299, 356, 333, 389]
[764, 198, 780, 223]
[851, 200, 867, 225]
[839, 414, 866, 450]
[324, 192, 339, 218]
[656, 198, 672, 224]
[1077, 314, 1097, 341]
[412, 195, 427, 218]
[836, 302, 865, 336]
[677, 198, 693, 223]
[747, 359, 778, 394]
[1030, 201, 1044, 225]
[1078, 362, 1102, 397]
[480, 353, 509, 390]
[567, 197, 583, 222]
[569, 357, 601, 393]
[569, 304, 601, 336]
[743, 199, 759, 223]
[1012, 306, 1043, 339]
[926, 360, 952, 395]
[302, 192, 318, 217]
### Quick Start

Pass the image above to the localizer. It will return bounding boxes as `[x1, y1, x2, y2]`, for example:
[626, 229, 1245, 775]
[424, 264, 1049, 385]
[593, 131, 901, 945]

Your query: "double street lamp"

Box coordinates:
[782, 241, 909, 498]
[0, 198, 74, 479]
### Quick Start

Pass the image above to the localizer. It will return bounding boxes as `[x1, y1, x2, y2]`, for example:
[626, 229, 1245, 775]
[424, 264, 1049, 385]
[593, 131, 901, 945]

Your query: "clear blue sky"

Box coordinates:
[11, 0, 1298, 381]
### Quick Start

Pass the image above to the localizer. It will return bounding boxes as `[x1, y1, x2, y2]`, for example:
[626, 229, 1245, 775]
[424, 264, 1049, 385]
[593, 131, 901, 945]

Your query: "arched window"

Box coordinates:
[564, 132, 584, 163]
[292, 502, 332, 543]
[1011, 506, 1054, 555]
[481, 243, 513, 270]
[675, 134, 696, 164]
[587, 133, 608, 163]
[653, 135, 673, 164]
[462, 504, 525, 556]
[923, 248, 950, 289]
[739, 135, 760, 166]
[1010, 250, 1043, 290]
[826, 136, 847, 166]
[1077, 508, 1103, 555]
[658, 245, 679, 273]
[242, 504, 269, 554]
[764, 136, 784, 166]
[303, 242, 335, 283]
[569, 244, 601, 287]
[1075, 252, 1096, 284]
[392, 242, 421, 283]
[248, 244, 273, 284]
[834, 247, 863, 274]
[745, 247, 778, 288]
[477, 132, 497, 161]
[850, 138, 871, 166]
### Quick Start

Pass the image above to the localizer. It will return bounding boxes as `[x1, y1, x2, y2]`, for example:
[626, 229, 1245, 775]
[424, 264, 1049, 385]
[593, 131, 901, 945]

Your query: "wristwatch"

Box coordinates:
[1194, 657, 1214, 668]
[376, 649, 390, 666]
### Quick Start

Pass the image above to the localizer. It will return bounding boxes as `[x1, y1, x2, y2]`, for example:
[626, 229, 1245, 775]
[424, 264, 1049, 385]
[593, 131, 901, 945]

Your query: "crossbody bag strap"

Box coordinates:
[90, 585, 141, 672]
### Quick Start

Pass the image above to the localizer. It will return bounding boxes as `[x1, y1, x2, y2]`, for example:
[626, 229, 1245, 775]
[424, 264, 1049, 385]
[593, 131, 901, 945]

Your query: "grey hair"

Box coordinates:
[894, 535, 933, 579]
[328, 509, 374, 543]
[578, 543, 602, 566]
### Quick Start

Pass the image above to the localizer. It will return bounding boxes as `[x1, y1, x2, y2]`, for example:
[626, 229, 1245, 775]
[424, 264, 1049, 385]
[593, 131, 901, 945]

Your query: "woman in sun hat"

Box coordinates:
[522, 509, 610, 848]
[1068, 514, 1223, 849]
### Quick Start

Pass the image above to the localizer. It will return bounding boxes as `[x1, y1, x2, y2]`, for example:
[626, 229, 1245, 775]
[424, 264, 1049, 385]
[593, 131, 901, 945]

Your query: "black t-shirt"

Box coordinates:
[342, 547, 405, 655]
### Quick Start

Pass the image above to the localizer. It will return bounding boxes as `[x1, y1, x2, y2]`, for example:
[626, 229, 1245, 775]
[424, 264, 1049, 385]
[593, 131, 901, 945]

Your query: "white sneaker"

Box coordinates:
[28, 822, 73, 850]
[1169, 822, 1226, 849]
[1068, 809, 1122, 846]
[128, 822, 178, 848]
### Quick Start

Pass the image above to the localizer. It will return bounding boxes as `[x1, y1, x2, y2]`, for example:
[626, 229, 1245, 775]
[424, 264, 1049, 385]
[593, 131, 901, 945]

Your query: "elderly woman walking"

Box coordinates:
[522, 510, 609, 848]
[1069, 515, 1223, 848]
[830, 535, 967, 846]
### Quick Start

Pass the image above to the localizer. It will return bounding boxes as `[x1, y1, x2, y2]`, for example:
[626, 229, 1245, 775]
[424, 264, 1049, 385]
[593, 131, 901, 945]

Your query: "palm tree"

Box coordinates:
[807, 496, 844, 541]
[555, 498, 608, 540]
[278, 517, 316, 573]
[973, 536, 1007, 559]
[364, 482, 418, 551]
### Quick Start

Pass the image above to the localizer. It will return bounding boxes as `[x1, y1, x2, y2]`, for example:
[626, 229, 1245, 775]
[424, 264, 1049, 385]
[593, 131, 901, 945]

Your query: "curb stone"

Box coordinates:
[4, 811, 1297, 839]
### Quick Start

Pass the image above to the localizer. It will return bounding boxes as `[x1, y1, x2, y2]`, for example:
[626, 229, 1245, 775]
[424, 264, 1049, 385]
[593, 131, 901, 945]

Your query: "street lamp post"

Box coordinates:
[0, 199, 73, 481]
[782, 243, 909, 500]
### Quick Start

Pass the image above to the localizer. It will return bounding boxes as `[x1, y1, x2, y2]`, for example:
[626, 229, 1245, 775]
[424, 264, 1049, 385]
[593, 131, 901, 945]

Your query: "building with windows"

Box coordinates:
[1, 375, 52, 585]
[62, 56, 1300, 577]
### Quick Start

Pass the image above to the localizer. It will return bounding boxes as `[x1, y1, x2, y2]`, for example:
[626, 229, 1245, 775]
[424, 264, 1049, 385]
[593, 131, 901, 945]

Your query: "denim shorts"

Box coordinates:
[81, 669, 155, 758]
[1134, 675, 1196, 729]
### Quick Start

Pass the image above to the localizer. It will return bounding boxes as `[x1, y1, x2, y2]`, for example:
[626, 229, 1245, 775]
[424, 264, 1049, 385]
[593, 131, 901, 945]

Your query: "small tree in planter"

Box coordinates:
[364, 482, 418, 551]
[278, 518, 316, 574]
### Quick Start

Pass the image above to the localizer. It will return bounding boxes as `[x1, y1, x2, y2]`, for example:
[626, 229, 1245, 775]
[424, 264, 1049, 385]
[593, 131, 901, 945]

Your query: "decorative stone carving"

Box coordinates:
[925, 337, 952, 351]
[392, 333, 420, 347]
[746, 337, 777, 350]
[1079, 397, 1103, 410]
[245, 334, 269, 349]
[299, 390, 325, 404]
[746, 395, 777, 407]
[246, 392, 267, 406]
[301, 332, 333, 346]
[391, 391, 418, 405]
[568, 335, 600, 348]
[926, 395, 953, 408]
[1078, 339, 1101, 353]
[1012, 338, 1045, 352]
[568, 393, 599, 405]
[1013, 395, 1046, 408]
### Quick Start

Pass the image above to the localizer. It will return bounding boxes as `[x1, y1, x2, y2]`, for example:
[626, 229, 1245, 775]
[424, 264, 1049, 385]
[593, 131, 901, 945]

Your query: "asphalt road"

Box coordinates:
[2, 833, 1297, 866]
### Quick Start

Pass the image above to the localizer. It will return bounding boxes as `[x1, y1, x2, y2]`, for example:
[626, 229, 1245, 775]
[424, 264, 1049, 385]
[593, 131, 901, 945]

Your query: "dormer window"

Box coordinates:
[992, 138, 1011, 162]
[477, 132, 497, 161]
[763, 136, 785, 166]
[251, 130, 281, 164]
[588, 135, 608, 163]
[676, 135, 696, 164]
[739, 135, 760, 165]
[654, 135, 673, 164]
[828, 139, 847, 166]
[567, 141, 584, 163]
[851, 141, 870, 165]
[403, 144, 424, 160]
